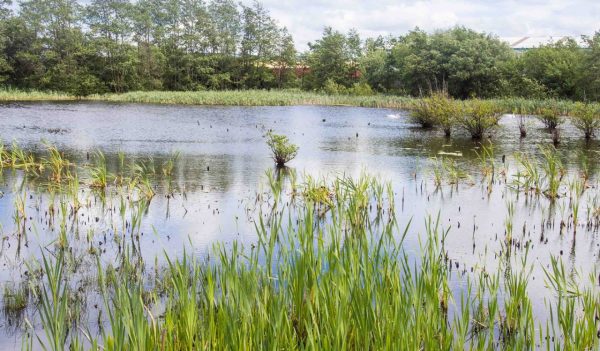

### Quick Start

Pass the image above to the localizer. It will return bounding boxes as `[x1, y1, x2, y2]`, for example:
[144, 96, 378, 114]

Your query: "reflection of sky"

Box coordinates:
[0, 103, 599, 348]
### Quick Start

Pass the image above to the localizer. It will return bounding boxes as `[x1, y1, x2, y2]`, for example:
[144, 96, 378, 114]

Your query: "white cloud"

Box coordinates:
[246, 0, 600, 51]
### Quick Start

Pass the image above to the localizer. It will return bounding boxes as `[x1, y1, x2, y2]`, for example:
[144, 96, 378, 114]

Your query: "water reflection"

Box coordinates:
[0, 102, 598, 349]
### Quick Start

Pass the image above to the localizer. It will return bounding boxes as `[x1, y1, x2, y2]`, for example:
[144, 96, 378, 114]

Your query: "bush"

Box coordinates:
[410, 91, 461, 133]
[410, 99, 437, 129]
[347, 82, 375, 96]
[322, 79, 348, 95]
[265, 131, 299, 166]
[571, 102, 600, 140]
[459, 100, 503, 139]
[536, 102, 564, 129]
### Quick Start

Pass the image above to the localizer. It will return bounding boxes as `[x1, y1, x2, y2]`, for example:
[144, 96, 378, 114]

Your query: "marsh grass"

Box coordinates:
[25, 168, 600, 351]
[536, 102, 565, 129]
[512, 146, 565, 199]
[0, 142, 597, 350]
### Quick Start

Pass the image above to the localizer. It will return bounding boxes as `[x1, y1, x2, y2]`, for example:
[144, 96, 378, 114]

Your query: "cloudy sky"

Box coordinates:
[251, 0, 600, 50]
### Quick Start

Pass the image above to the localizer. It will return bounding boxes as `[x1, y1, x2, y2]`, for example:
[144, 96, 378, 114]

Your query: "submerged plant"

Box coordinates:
[265, 131, 299, 166]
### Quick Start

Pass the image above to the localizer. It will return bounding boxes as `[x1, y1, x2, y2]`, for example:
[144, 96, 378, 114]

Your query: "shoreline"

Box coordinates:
[0, 89, 592, 114]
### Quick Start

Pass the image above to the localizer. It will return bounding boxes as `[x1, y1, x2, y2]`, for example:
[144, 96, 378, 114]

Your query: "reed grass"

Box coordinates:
[26, 169, 600, 350]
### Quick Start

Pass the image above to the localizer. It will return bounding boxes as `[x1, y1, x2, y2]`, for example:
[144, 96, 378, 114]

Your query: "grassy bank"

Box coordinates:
[0, 89, 78, 102]
[0, 88, 589, 112]
[0, 89, 415, 108]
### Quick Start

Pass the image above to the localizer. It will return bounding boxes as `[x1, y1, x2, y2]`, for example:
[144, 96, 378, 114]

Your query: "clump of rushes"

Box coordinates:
[460, 99, 502, 139]
[536, 102, 564, 129]
[44, 143, 72, 182]
[512, 101, 530, 138]
[265, 131, 299, 167]
[89, 150, 108, 188]
[571, 102, 600, 140]
[2, 282, 29, 322]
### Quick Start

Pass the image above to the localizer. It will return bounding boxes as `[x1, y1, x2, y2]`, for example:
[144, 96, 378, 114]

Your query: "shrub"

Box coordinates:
[410, 99, 436, 129]
[410, 91, 461, 133]
[347, 82, 375, 96]
[265, 131, 299, 166]
[322, 79, 348, 95]
[571, 102, 600, 140]
[460, 100, 503, 139]
[536, 102, 564, 129]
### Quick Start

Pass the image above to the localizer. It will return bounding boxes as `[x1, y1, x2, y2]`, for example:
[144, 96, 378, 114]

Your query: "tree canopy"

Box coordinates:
[0, 0, 598, 101]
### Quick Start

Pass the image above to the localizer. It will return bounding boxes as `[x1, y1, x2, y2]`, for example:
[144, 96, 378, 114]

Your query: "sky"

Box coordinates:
[250, 0, 600, 50]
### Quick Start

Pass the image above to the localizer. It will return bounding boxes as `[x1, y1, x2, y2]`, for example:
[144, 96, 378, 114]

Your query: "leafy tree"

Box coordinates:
[86, 0, 138, 92]
[582, 32, 600, 101]
[273, 27, 297, 88]
[518, 38, 585, 99]
[382, 27, 513, 98]
[306, 27, 359, 90]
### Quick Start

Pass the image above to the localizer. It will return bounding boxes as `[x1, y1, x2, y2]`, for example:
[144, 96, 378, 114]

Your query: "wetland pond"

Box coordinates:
[0, 102, 599, 349]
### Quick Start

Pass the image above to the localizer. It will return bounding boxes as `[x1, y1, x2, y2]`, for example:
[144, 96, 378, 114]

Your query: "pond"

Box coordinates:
[0, 102, 599, 349]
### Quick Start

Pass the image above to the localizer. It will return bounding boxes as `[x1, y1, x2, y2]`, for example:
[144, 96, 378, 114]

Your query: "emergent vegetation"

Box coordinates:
[265, 131, 299, 166]
[572, 102, 600, 140]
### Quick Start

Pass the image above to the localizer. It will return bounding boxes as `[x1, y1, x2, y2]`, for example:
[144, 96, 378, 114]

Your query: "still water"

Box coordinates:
[0, 102, 599, 349]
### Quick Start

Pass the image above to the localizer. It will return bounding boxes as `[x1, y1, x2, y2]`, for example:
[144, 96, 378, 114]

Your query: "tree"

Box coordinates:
[381, 27, 513, 98]
[86, 0, 138, 92]
[582, 32, 600, 101]
[305, 27, 357, 90]
[273, 27, 296, 88]
[518, 38, 585, 100]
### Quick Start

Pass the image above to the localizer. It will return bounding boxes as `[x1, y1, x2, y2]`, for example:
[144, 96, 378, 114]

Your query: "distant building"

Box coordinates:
[500, 36, 587, 53]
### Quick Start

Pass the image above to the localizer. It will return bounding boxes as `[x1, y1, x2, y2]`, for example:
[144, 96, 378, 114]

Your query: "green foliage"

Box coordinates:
[536, 102, 564, 129]
[460, 99, 502, 139]
[265, 131, 298, 166]
[410, 91, 461, 134]
[305, 27, 362, 90]
[571, 102, 600, 139]
[384, 27, 513, 98]
[0, 0, 598, 102]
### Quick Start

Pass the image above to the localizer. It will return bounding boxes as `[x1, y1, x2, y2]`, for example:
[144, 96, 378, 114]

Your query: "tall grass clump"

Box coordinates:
[459, 99, 503, 139]
[265, 131, 299, 167]
[571, 102, 600, 140]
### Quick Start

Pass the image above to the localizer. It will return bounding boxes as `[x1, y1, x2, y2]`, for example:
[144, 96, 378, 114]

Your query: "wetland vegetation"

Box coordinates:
[1, 0, 600, 349]
[0, 102, 598, 350]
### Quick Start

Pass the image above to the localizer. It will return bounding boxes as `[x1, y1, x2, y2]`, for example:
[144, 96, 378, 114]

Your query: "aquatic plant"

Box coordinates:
[89, 150, 108, 188]
[571, 102, 600, 140]
[536, 102, 564, 129]
[459, 100, 503, 139]
[43, 143, 72, 183]
[30, 253, 73, 351]
[410, 91, 462, 135]
[2, 282, 29, 322]
[161, 151, 181, 177]
[265, 131, 299, 166]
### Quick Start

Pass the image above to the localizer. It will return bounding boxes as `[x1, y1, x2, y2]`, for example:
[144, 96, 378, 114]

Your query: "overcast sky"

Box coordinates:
[250, 0, 600, 51]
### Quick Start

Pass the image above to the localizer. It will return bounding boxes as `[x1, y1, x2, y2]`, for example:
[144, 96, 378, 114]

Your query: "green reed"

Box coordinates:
[0, 143, 594, 350]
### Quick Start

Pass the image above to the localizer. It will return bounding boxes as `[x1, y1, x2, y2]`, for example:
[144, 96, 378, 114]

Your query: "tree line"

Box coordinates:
[0, 0, 599, 101]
